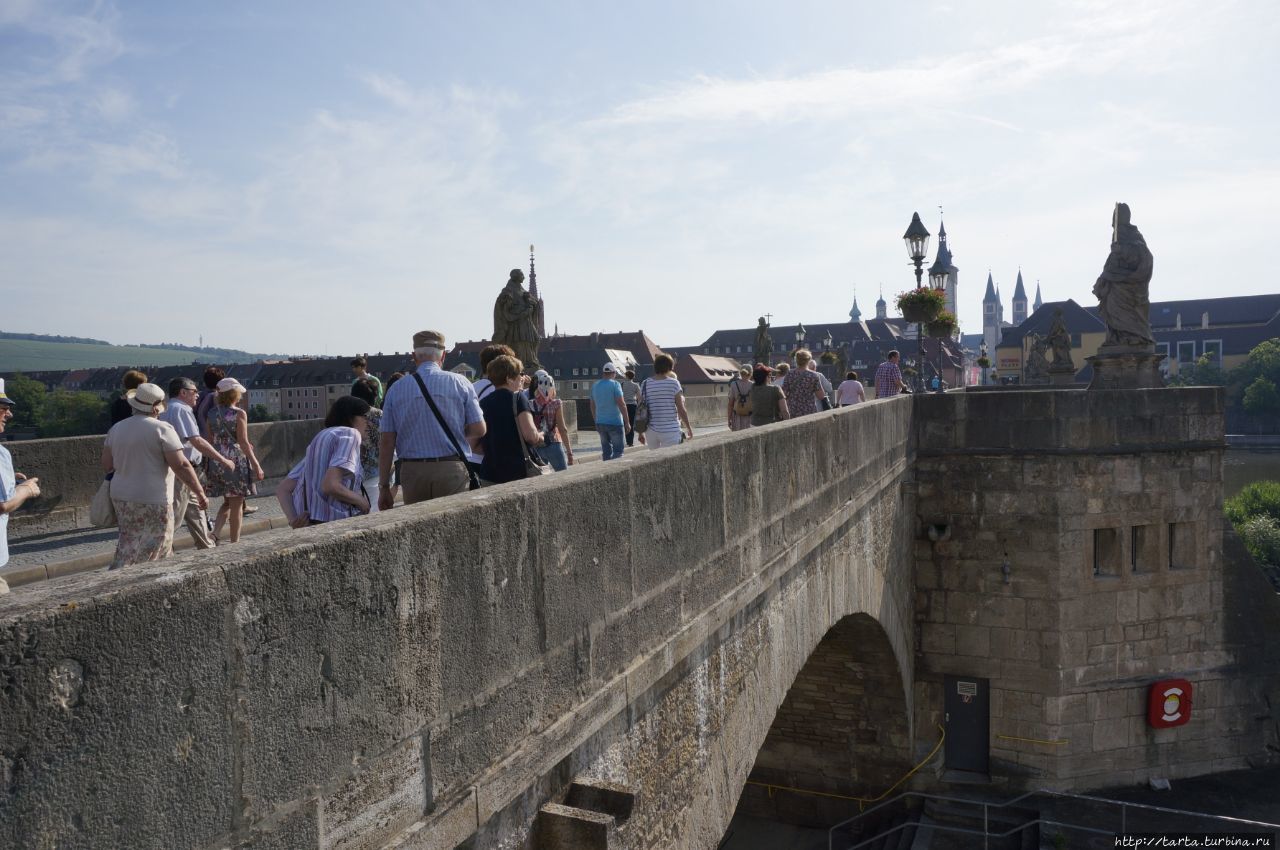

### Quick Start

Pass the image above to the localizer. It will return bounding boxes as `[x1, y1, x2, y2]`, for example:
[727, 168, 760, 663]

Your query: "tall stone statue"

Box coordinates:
[1086, 203, 1164, 389]
[754, 317, 773, 366]
[1092, 202, 1154, 349]
[493, 268, 543, 371]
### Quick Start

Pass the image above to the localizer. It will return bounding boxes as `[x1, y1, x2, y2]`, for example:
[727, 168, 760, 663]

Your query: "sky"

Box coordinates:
[2, 0, 1278, 356]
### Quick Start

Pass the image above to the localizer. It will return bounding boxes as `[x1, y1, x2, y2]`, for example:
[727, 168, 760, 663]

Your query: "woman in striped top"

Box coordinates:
[639, 354, 693, 450]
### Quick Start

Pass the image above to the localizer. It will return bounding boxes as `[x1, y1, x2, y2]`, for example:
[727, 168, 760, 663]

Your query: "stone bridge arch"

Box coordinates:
[733, 612, 914, 831]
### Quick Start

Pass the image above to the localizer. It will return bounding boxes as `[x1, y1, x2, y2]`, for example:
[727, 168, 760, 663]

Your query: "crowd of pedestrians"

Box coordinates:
[0, 334, 910, 582]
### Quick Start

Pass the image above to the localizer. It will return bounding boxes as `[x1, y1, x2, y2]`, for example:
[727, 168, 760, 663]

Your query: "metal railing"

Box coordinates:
[827, 787, 1280, 850]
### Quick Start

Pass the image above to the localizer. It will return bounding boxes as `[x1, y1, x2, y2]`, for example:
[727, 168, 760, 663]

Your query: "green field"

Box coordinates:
[0, 339, 226, 372]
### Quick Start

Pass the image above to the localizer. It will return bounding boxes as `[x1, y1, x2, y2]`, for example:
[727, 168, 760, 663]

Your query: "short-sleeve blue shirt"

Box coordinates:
[591, 379, 624, 426]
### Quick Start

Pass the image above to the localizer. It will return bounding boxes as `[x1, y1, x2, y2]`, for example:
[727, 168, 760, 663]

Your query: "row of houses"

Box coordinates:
[993, 293, 1280, 383]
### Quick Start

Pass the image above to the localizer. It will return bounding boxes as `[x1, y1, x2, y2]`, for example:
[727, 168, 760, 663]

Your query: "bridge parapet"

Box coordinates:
[4, 417, 325, 536]
[0, 395, 916, 849]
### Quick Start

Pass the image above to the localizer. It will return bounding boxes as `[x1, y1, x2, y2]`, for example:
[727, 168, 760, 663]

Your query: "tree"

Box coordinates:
[4, 373, 47, 430]
[1242, 376, 1279, 416]
[38, 390, 108, 438]
[248, 404, 276, 423]
[1237, 516, 1280, 568]
[1169, 353, 1225, 387]
[1225, 480, 1280, 575]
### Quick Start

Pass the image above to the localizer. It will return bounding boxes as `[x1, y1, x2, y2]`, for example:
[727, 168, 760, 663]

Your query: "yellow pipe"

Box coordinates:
[995, 734, 1068, 746]
[745, 724, 946, 811]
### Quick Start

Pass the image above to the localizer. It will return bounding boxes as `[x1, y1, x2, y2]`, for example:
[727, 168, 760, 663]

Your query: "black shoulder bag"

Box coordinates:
[412, 372, 481, 491]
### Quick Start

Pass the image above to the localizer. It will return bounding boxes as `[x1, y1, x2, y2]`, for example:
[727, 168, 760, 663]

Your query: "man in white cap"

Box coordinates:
[589, 362, 630, 461]
[378, 329, 486, 507]
[0, 379, 42, 593]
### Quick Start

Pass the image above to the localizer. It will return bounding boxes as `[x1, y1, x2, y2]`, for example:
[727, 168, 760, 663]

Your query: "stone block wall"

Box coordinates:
[912, 388, 1278, 791]
[0, 396, 917, 850]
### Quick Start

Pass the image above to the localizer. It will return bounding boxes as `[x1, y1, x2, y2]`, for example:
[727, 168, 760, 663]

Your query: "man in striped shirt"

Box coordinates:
[874, 350, 906, 399]
[378, 329, 485, 508]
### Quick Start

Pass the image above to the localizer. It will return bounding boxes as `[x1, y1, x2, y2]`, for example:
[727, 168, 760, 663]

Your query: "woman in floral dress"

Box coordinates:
[204, 378, 264, 543]
[781, 350, 827, 418]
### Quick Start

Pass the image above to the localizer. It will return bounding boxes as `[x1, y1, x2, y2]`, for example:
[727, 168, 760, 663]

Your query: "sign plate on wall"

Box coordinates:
[1148, 679, 1193, 728]
[956, 681, 978, 697]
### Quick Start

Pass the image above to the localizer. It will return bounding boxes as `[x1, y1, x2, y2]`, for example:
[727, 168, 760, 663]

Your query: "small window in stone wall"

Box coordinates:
[1169, 522, 1197, 569]
[1131, 524, 1159, 573]
[1093, 528, 1122, 577]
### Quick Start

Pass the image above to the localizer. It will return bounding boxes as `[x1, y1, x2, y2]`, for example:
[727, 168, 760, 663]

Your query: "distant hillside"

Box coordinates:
[0, 339, 261, 372]
[0, 331, 110, 346]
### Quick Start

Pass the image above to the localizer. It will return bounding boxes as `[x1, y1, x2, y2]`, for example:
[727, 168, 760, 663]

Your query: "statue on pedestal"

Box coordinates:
[754, 317, 773, 366]
[1047, 307, 1074, 369]
[493, 268, 543, 371]
[1093, 202, 1154, 350]
[1023, 334, 1051, 384]
[1087, 203, 1164, 389]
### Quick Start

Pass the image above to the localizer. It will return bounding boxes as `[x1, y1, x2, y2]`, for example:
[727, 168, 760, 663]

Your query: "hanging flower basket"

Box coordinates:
[977, 356, 992, 369]
[896, 287, 946, 324]
[926, 310, 957, 338]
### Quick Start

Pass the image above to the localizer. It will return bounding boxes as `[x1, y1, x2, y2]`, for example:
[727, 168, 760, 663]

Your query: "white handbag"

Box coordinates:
[89, 477, 117, 528]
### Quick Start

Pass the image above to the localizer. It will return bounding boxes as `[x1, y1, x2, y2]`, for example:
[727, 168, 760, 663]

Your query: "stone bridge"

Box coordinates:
[2, 389, 1277, 849]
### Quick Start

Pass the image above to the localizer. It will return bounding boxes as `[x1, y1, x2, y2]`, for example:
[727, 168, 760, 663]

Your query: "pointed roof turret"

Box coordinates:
[529, 244, 546, 337]
[1034, 281, 1043, 312]
[528, 244, 539, 301]
[983, 271, 997, 302]
[849, 294, 862, 322]
[875, 283, 887, 320]
[1012, 268, 1027, 302]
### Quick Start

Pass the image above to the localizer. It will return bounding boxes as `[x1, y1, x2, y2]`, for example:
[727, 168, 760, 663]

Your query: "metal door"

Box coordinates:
[943, 675, 990, 774]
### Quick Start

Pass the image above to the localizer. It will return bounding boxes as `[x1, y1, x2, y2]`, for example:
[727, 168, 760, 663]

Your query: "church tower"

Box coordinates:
[982, 272, 1002, 356]
[1011, 269, 1028, 326]
[875, 285, 887, 320]
[529, 244, 546, 337]
[1034, 280, 1043, 314]
[849, 293, 862, 322]
[932, 217, 959, 320]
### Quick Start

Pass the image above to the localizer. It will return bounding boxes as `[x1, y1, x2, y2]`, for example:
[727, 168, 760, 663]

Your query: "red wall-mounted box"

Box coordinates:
[1148, 679, 1193, 728]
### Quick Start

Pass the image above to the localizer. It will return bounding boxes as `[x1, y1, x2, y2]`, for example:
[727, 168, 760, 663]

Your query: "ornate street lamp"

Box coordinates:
[903, 212, 931, 287]
[795, 323, 806, 353]
[903, 212, 931, 390]
[823, 329, 834, 351]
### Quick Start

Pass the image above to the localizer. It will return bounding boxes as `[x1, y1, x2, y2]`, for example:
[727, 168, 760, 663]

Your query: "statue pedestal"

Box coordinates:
[1048, 365, 1077, 386]
[1086, 347, 1165, 390]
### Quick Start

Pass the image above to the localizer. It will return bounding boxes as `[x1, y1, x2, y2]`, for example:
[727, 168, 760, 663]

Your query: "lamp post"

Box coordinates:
[902, 212, 931, 391]
[795, 323, 806, 356]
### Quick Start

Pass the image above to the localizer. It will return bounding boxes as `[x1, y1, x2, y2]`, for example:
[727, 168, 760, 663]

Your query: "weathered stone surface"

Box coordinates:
[0, 562, 233, 849]
[1, 387, 1274, 850]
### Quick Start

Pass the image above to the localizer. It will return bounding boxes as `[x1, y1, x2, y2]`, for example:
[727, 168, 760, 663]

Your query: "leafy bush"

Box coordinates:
[1238, 516, 1280, 567]
[1225, 480, 1280, 526]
